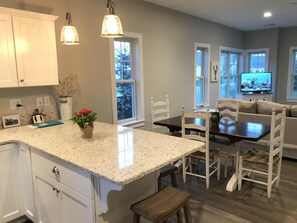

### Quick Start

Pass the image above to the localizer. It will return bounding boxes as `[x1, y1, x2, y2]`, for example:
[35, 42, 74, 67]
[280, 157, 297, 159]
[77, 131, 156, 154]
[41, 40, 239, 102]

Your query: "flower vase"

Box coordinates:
[80, 125, 94, 139]
[58, 97, 72, 121]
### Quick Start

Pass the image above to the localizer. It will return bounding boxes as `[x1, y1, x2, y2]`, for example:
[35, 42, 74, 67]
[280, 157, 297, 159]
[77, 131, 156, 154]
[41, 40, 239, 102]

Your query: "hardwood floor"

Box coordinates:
[161, 158, 297, 223]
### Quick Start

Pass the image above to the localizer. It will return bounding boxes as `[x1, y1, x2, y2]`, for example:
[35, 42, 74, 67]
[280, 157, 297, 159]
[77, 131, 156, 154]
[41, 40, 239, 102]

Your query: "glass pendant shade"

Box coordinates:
[61, 12, 80, 45]
[101, 14, 123, 38]
[101, 0, 124, 38]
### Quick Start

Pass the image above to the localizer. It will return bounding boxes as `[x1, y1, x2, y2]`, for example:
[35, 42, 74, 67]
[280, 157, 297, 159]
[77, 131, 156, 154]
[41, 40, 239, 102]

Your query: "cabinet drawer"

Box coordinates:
[31, 150, 93, 199]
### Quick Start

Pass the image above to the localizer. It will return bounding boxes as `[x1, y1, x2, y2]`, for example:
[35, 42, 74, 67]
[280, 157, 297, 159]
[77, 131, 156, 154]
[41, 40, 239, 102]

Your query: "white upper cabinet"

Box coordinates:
[0, 14, 18, 87]
[0, 7, 59, 88]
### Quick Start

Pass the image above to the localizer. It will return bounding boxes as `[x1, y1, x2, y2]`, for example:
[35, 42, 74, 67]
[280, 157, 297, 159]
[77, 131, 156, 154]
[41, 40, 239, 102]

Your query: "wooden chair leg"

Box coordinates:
[177, 210, 182, 223]
[182, 156, 186, 183]
[133, 213, 140, 223]
[170, 172, 177, 188]
[158, 176, 162, 191]
[238, 156, 243, 191]
[183, 202, 192, 223]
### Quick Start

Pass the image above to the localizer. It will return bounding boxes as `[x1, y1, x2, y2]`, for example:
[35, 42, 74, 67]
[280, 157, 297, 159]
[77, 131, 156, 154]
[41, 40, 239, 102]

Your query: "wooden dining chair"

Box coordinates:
[214, 99, 240, 177]
[182, 108, 220, 189]
[150, 95, 170, 133]
[238, 108, 286, 198]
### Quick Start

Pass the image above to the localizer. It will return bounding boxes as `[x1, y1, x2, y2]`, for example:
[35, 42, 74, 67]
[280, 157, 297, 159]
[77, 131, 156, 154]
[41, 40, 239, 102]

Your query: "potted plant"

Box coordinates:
[55, 73, 78, 120]
[70, 109, 97, 138]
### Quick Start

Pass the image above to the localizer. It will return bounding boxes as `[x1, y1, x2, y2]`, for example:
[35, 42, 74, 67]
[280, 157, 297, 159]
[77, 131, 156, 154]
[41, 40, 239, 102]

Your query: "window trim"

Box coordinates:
[110, 31, 145, 127]
[219, 46, 244, 99]
[245, 48, 269, 72]
[194, 42, 210, 109]
[286, 46, 297, 101]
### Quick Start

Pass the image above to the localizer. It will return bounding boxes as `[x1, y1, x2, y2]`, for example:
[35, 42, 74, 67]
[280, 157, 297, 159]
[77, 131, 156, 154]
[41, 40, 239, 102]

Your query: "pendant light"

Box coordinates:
[101, 0, 124, 38]
[61, 0, 79, 45]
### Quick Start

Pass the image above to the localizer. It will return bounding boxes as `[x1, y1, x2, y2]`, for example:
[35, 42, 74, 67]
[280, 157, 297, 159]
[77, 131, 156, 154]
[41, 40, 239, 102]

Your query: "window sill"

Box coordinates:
[286, 98, 297, 103]
[119, 119, 145, 128]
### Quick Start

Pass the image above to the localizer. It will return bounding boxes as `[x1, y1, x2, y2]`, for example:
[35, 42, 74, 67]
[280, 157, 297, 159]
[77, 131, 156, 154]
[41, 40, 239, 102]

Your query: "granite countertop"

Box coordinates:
[0, 121, 204, 185]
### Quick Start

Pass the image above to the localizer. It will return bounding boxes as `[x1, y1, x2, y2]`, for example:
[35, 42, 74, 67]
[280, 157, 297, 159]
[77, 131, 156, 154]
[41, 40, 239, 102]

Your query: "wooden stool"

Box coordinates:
[158, 164, 178, 191]
[130, 186, 192, 223]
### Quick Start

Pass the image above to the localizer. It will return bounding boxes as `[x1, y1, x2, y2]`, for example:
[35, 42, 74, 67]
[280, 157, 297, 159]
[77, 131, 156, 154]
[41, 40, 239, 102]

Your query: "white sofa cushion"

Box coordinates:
[257, 101, 291, 116]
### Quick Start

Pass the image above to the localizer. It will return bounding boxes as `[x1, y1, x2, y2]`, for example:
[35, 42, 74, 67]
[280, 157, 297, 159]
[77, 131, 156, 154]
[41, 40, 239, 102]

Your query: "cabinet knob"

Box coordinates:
[20, 79, 24, 82]
[52, 186, 56, 191]
[52, 166, 60, 175]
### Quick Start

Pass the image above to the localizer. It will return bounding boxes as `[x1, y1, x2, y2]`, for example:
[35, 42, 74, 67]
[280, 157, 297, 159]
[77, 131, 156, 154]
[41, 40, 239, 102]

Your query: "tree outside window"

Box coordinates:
[249, 53, 266, 73]
[114, 40, 135, 121]
[194, 43, 209, 108]
[220, 50, 241, 98]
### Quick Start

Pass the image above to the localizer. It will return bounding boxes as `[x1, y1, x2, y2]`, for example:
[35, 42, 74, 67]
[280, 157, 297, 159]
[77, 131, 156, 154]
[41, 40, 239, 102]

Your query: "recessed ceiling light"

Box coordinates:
[263, 11, 272, 18]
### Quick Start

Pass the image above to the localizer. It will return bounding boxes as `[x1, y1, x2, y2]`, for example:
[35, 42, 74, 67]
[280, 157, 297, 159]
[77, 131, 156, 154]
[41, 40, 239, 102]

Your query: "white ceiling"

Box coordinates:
[144, 0, 297, 31]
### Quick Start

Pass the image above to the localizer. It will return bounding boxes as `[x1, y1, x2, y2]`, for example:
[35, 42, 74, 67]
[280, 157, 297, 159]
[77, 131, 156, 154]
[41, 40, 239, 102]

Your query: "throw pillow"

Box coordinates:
[290, 105, 297, 117]
[238, 100, 257, 113]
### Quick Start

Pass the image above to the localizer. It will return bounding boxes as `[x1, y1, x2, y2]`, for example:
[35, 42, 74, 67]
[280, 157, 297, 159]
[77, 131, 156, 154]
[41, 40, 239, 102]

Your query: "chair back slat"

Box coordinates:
[181, 107, 209, 154]
[216, 99, 239, 121]
[151, 95, 170, 132]
[269, 108, 286, 159]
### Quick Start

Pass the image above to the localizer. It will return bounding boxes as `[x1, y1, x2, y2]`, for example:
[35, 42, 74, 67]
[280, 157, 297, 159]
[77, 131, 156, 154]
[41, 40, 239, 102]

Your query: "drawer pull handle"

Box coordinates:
[20, 79, 24, 82]
[52, 166, 60, 175]
[52, 186, 60, 194]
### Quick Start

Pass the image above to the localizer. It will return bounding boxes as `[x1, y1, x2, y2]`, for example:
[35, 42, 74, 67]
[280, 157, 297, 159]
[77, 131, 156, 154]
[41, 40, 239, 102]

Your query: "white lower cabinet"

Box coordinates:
[0, 144, 23, 223]
[19, 144, 36, 221]
[32, 151, 95, 223]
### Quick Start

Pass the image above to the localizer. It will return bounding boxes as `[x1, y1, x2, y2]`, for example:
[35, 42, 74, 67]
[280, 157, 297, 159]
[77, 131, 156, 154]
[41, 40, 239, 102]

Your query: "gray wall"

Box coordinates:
[0, 0, 244, 130]
[276, 27, 297, 104]
[244, 28, 279, 101]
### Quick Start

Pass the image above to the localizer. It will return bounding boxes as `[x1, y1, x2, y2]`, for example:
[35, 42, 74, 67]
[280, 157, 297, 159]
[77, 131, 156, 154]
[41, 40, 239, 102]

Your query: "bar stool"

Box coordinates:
[158, 164, 178, 191]
[130, 186, 192, 223]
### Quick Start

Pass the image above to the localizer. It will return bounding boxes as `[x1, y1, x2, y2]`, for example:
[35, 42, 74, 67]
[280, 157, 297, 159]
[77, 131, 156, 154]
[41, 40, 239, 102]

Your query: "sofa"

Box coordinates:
[217, 98, 297, 160]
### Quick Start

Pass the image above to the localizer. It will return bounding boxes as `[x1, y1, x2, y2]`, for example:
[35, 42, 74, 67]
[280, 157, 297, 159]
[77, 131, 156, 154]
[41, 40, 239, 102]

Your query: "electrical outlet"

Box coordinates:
[36, 97, 43, 107]
[44, 96, 51, 106]
[10, 99, 22, 110]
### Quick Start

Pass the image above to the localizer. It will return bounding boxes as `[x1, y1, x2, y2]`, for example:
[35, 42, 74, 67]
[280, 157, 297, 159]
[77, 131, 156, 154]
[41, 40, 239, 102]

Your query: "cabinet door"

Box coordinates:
[12, 16, 58, 87]
[19, 144, 36, 221]
[0, 14, 18, 87]
[60, 183, 95, 223]
[0, 144, 23, 223]
[33, 169, 61, 223]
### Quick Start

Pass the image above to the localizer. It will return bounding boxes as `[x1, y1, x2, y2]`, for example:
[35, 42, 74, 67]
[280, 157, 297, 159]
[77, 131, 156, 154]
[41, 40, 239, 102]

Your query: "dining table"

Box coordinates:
[154, 116, 271, 192]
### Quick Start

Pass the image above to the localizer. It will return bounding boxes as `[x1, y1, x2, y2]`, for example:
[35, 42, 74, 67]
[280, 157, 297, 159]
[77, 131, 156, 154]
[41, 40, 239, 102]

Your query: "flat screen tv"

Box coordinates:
[240, 72, 272, 93]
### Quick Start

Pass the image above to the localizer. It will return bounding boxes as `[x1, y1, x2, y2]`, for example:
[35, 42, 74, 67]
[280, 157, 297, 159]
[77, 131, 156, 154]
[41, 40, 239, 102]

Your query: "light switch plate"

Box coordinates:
[44, 96, 50, 105]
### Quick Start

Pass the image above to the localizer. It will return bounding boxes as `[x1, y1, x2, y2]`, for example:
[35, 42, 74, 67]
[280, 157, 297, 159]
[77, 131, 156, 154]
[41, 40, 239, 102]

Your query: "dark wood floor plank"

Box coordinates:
[161, 159, 297, 223]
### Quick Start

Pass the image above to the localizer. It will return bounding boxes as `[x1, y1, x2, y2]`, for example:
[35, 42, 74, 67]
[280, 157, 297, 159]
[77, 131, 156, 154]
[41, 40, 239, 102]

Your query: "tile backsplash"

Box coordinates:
[0, 87, 60, 129]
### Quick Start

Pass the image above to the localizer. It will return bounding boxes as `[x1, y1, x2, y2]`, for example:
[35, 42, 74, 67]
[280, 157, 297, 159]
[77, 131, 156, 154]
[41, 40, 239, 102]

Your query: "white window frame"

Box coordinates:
[219, 46, 244, 98]
[286, 46, 297, 102]
[245, 48, 269, 72]
[194, 42, 210, 110]
[110, 31, 145, 128]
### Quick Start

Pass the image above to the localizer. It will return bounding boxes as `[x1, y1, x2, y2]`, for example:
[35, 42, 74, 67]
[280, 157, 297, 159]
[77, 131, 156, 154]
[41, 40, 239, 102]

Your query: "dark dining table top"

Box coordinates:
[154, 116, 271, 144]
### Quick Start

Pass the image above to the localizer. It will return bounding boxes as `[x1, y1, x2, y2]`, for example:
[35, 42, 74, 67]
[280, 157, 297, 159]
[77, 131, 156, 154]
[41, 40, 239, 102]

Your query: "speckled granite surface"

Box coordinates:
[0, 121, 204, 185]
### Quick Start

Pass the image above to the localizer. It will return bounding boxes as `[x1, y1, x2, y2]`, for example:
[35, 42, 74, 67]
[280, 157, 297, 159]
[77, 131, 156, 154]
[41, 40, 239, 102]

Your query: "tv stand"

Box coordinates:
[242, 92, 273, 102]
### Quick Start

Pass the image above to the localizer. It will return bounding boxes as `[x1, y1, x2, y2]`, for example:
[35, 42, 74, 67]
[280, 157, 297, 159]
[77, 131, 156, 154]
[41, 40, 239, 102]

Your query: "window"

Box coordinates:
[111, 32, 144, 126]
[219, 47, 243, 98]
[245, 48, 269, 73]
[287, 47, 297, 100]
[194, 43, 209, 108]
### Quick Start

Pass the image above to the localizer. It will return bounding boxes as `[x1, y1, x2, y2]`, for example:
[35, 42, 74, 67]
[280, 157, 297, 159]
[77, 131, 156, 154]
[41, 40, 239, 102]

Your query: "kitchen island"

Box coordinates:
[0, 121, 204, 223]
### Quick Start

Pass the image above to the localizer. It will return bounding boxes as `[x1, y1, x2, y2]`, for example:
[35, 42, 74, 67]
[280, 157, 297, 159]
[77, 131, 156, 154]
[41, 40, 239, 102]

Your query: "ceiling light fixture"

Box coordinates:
[263, 11, 272, 18]
[101, 0, 124, 38]
[61, 0, 79, 45]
